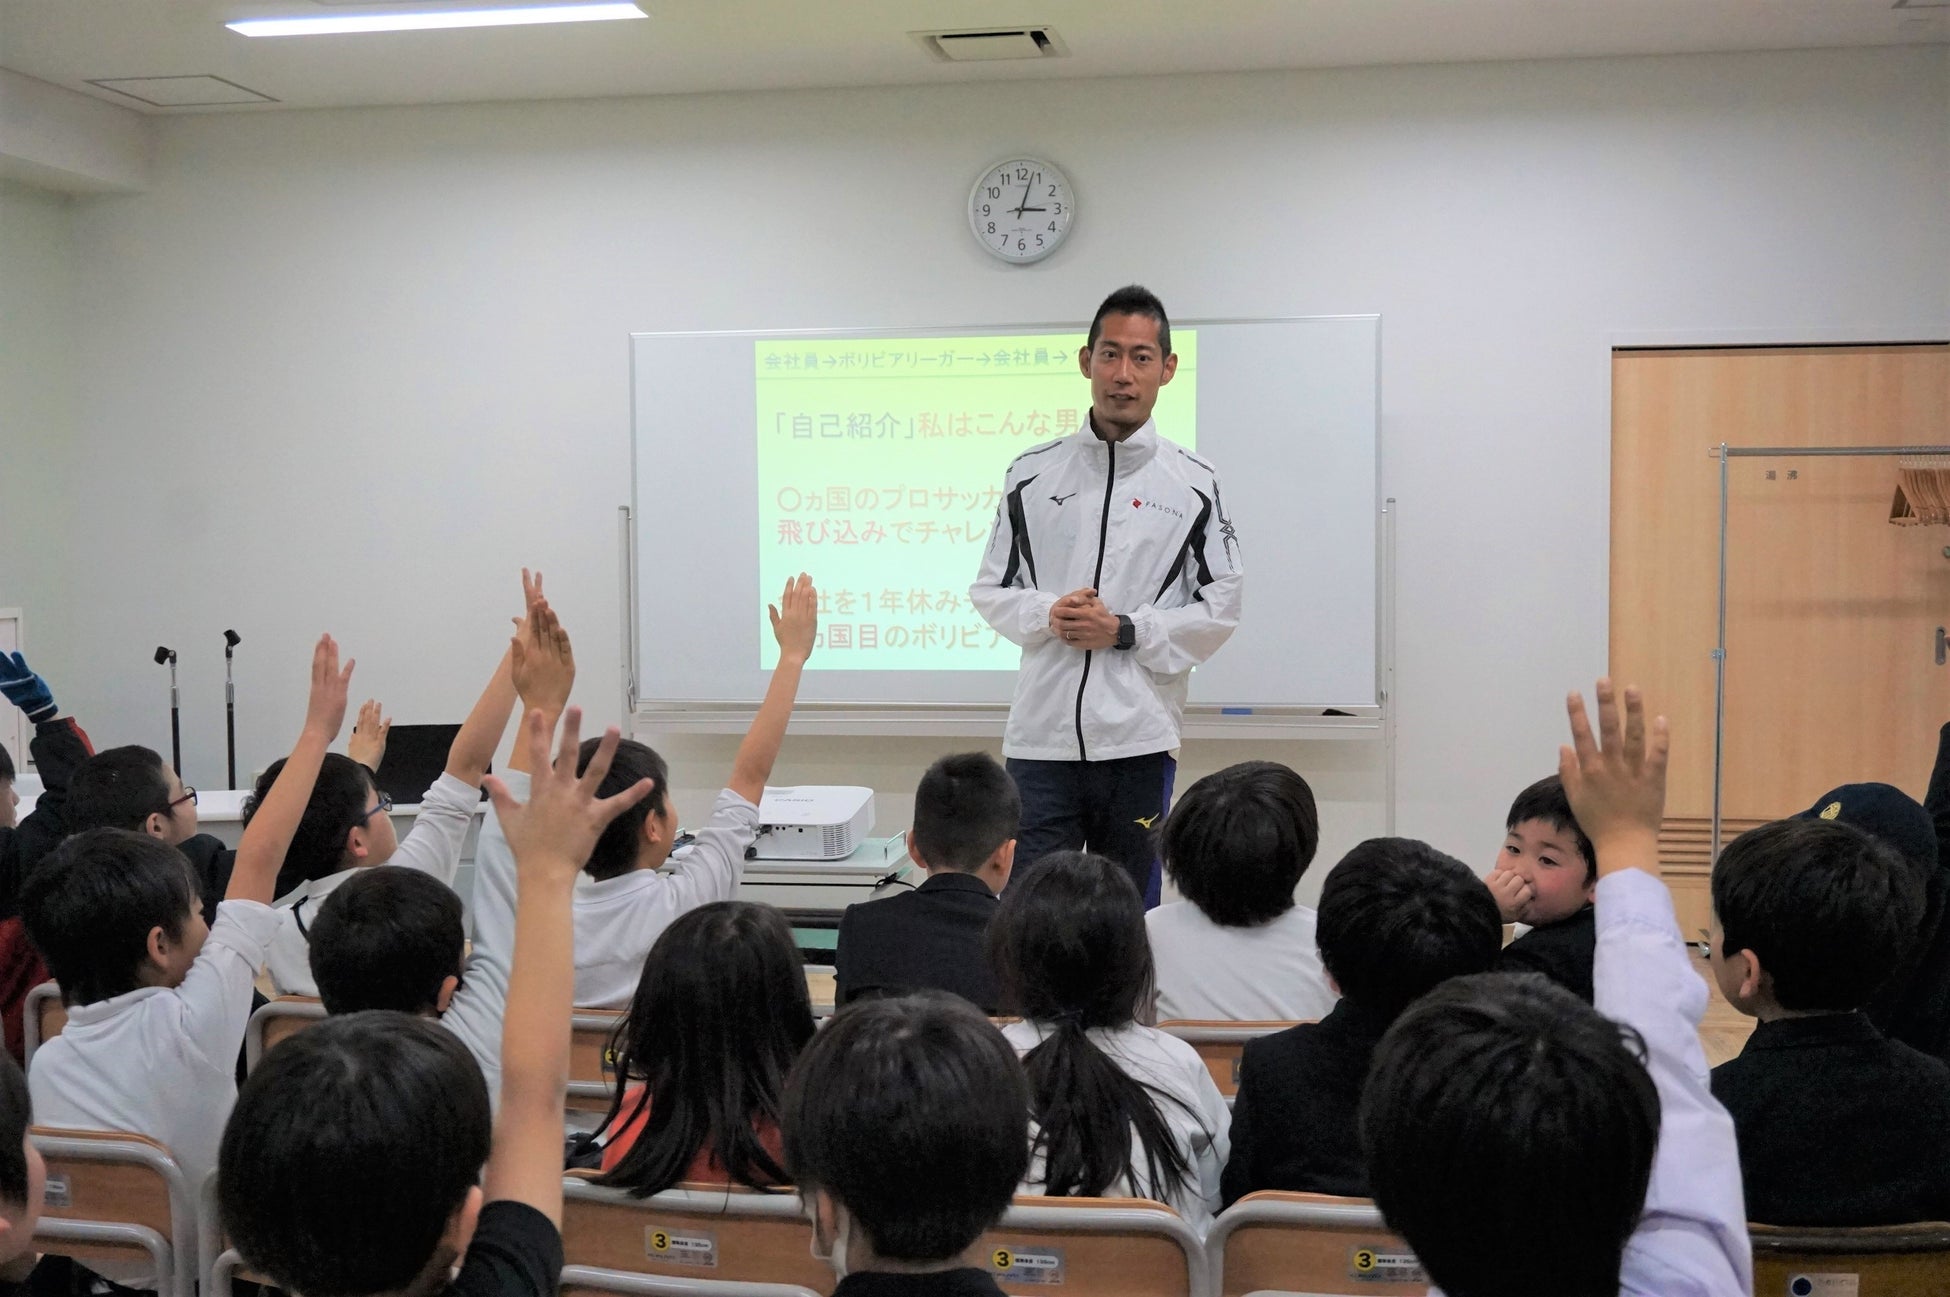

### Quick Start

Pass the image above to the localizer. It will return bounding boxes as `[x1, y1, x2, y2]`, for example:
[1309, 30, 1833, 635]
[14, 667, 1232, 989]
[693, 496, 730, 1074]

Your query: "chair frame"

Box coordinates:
[31, 1129, 199, 1297]
[1206, 1191, 1425, 1297]
[569, 1009, 627, 1109]
[21, 980, 63, 1066]
[243, 996, 327, 1071]
[1155, 1020, 1300, 1098]
[985, 1197, 1210, 1296]
[561, 1177, 826, 1291]
[561, 1265, 821, 1297]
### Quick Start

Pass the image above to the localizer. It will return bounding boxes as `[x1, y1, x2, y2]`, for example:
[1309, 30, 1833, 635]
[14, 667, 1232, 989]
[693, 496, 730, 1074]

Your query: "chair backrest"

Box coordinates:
[1155, 1020, 1301, 1097]
[244, 995, 327, 1071]
[562, 1266, 821, 1297]
[978, 1196, 1208, 1297]
[561, 1176, 828, 1292]
[1750, 1221, 1950, 1297]
[1208, 1191, 1428, 1297]
[21, 980, 64, 1065]
[31, 1127, 198, 1297]
[570, 1009, 627, 1113]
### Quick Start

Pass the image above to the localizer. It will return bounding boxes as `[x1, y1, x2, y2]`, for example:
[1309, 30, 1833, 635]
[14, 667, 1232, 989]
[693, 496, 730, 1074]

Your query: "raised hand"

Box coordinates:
[303, 635, 355, 742]
[348, 699, 391, 770]
[1559, 678, 1668, 878]
[0, 650, 57, 723]
[512, 602, 575, 717]
[769, 573, 818, 664]
[484, 707, 656, 888]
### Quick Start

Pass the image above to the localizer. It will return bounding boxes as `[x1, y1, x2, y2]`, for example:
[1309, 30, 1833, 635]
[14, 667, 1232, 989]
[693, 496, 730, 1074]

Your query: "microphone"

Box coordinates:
[222, 632, 242, 789]
[154, 646, 181, 774]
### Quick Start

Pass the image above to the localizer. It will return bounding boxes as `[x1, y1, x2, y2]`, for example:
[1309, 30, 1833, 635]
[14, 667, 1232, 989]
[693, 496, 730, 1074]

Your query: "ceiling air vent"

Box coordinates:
[914, 27, 1069, 63]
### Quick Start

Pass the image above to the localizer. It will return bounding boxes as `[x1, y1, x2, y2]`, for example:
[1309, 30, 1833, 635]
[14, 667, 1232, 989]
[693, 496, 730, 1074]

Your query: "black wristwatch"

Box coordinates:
[1114, 614, 1136, 651]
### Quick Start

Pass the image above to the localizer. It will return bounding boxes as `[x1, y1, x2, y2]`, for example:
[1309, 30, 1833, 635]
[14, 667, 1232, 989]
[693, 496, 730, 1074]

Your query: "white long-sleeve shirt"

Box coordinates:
[571, 789, 758, 1008]
[264, 771, 481, 997]
[970, 420, 1243, 762]
[442, 770, 524, 1108]
[1001, 1017, 1231, 1234]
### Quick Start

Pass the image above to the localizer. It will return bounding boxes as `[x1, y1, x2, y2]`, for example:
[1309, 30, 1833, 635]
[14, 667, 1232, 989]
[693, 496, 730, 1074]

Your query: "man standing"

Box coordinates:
[970, 286, 1243, 903]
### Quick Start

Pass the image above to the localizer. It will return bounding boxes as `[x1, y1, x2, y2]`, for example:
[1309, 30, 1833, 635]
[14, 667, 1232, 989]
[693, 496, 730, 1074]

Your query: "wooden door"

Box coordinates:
[1611, 345, 1950, 935]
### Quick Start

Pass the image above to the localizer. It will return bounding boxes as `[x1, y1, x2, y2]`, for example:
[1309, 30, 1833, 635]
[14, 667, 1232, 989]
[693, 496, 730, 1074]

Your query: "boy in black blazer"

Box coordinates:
[1708, 810, 1950, 1226]
[835, 754, 1017, 1014]
[1221, 837, 1502, 1205]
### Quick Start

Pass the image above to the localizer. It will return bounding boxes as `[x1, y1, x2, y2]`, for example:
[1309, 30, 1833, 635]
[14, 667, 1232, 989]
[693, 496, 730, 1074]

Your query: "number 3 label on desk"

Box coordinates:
[969, 157, 1075, 265]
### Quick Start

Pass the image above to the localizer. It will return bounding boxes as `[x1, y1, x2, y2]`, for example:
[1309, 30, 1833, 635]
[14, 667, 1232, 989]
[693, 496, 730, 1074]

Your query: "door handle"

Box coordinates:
[1939, 626, 1947, 667]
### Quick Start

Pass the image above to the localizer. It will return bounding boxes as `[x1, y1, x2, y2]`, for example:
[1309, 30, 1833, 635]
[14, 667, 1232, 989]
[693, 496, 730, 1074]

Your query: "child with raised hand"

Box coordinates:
[249, 570, 539, 996]
[570, 573, 816, 1008]
[1359, 682, 1749, 1297]
[23, 635, 352, 1235]
[219, 707, 654, 1297]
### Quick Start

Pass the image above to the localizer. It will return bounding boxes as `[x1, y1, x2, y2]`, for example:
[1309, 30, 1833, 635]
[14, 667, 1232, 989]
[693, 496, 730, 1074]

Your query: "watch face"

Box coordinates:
[970, 157, 1074, 264]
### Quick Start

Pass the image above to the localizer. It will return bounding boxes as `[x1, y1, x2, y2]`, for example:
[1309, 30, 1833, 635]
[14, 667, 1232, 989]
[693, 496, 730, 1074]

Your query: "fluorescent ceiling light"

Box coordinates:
[227, 3, 645, 37]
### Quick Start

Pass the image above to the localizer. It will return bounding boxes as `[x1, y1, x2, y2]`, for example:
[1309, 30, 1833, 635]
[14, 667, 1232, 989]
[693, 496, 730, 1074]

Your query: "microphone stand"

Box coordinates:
[223, 631, 241, 789]
[154, 647, 180, 775]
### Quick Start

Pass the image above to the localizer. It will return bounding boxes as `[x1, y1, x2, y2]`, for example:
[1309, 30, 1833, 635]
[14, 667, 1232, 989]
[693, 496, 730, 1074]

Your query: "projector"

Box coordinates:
[753, 786, 876, 861]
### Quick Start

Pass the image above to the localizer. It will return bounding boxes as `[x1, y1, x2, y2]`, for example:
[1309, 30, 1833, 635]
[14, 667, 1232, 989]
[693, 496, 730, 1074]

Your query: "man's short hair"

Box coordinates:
[0, 741, 14, 784]
[784, 994, 1029, 1264]
[309, 868, 466, 1016]
[66, 746, 173, 833]
[1317, 838, 1503, 1019]
[0, 1054, 31, 1208]
[911, 753, 1020, 873]
[1360, 972, 1660, 1297]
[242, 753, 374, 885]
[1506, 776, 1596, 884]
[578, 738, 669, 882]
[1161, 761, 1319, 927]
[21, 829, 197, 1007]
[1087, 285, 1171, 357]
[1714, 818, 1925, 1013]
[219, 1012, 491, 1297]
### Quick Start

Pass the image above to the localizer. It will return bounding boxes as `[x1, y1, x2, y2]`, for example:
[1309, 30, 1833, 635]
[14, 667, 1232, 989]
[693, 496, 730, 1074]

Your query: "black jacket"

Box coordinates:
[1221, 999, 1394, 1206]
[835, 872, 1002, 1013]
[1872, 722, 1950, 1059]
[1498, 904, 1596, 1002]
[1711, 1012, 1950, 1226]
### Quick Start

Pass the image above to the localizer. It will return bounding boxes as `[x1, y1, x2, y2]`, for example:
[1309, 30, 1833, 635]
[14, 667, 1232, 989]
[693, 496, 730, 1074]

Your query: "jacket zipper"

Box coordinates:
[1074, 440, 1117, 761]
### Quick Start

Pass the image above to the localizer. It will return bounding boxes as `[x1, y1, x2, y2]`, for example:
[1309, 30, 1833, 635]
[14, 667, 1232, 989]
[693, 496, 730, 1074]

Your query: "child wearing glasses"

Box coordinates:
[244, 572, 543, 998]
[20, 635, 354, 1269]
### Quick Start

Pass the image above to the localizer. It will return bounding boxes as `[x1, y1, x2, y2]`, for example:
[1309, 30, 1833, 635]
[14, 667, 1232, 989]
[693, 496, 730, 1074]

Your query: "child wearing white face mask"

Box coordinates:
[783, 993, 1031, 1295]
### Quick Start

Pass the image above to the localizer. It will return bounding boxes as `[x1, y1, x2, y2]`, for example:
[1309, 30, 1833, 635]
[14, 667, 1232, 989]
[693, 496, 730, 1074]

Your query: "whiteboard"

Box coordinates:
[628, 316, 1380, 732]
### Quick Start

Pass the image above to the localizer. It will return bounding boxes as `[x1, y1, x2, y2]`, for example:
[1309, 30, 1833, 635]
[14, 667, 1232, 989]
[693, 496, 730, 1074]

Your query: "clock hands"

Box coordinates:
[1009, 177, 1047, 218]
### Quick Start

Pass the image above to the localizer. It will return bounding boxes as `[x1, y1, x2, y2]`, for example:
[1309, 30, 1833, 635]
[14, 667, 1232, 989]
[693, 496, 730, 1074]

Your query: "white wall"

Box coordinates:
[0, 177, 76, 741]
[28, 45, 1950, 896]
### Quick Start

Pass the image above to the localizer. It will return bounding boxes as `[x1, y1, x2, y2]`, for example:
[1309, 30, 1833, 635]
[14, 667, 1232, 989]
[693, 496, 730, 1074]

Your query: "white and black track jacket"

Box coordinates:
[970, 420, 1244, 762]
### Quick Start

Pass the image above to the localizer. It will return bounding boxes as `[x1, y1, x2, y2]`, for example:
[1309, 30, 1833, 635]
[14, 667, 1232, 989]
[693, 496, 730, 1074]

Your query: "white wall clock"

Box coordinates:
[969, 156, 1075, 264]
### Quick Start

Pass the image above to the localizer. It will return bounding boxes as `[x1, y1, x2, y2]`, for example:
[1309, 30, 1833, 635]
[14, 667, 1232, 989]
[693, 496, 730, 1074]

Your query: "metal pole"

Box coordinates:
[225, 649, 237, 790]
[1712, 445, 1730, 865]
[1708, 444, 1950, 459]
[168, 658, 182, 779]
[1382, 497, 1398, 837]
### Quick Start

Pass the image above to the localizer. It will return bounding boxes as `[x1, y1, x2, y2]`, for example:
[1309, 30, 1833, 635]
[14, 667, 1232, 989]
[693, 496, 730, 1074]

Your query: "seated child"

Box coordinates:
[835, 752, 1018, 1012]
[1222, 836, 1501, 1204]
[567, 575, 816, 1009]
[1489, 775, 1599, 1001]
[246, 574, 532, 997]
[304, 606, 579, 1104]
[0, 1053, 46, 1286]
[585, 900, 814, 1188]
[1796, 782, 1948, 1059]
[1708, 816, 1950, 1225]
[64, 745, 229, 920]
[1360, 682, 1749, 1297]
[783, 993, 1031, 1296]
[1147, 760, 1337, 1022]
[21, 635, 351, 1231]
[219, 705, 654, 1297]
[989, 850, 1228, 1231]
[0, 651, 95, 1065]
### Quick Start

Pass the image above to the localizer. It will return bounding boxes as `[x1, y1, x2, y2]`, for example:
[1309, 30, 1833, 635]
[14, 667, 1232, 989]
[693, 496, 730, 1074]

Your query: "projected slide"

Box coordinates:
[755, 331, 1198, 671]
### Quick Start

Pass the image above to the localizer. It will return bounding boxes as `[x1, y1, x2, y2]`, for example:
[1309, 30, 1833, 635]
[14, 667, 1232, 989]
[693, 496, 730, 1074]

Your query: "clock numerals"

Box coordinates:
[970, 157, 1074, 265]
